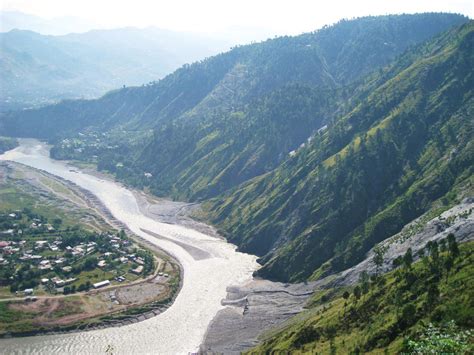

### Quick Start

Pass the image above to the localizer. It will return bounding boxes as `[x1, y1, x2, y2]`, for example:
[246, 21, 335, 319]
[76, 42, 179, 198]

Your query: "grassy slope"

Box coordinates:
[251, 241, 474, 354]
[204, 21, 474, 282]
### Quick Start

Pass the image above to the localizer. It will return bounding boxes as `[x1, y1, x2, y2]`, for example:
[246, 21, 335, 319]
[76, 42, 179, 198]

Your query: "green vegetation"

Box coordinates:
[251, 240, 473, 354]
[205, 21, 474, 281]
[0, 208, 154, 296]
[0, 137, 17, 154]
[1, 14, 467, 198]
[403, 321, 472, 354]
[0, 15, 471, 286]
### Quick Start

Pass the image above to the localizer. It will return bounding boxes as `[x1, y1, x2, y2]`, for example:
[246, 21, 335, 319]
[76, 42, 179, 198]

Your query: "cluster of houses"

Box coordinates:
[41, 276, 78, 288]
[0, 210, 154, 298]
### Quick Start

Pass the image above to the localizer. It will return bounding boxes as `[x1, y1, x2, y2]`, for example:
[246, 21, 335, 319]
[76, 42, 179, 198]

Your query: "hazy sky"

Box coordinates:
[2, 0, 473, 37]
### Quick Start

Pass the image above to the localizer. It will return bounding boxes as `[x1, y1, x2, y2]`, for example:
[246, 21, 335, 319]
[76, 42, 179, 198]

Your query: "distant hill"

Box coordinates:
[0, 27, 231, 111]
[0, 10, 96, 35]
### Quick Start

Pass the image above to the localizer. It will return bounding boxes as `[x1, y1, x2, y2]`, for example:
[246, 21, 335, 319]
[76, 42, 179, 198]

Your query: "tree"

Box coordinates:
[444, 256, 454, 283]
[83, 256, 98, 271]
[353, 285, 361, 302]
[439, 239, 447, 252]
[359, 271, 370, 295]
[53, 218, 62, 227]
[425, 285, 439, 311]
[373, 245, 386, 276]
[447, 234, 459, 258]
[393, 256, 403, 268]
[428, 241, 439, 261]
[427, 241, 441, 278]
[403, 248, 413, 269]
[399, 303, 417, 329]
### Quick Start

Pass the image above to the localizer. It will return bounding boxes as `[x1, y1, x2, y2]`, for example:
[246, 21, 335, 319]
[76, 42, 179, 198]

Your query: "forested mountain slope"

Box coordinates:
[0, 13, 467, 201]
[252, 240, 474, 354]
[204, 21, 474, 282]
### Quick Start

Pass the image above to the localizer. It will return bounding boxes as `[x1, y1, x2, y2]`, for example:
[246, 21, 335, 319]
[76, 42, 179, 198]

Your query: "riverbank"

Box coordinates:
[0, 161, 182, 338]
[0, 139, 259, 354]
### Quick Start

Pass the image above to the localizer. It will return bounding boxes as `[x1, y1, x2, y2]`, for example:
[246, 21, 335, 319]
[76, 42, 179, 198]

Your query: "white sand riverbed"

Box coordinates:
[0, 139, 259, 355]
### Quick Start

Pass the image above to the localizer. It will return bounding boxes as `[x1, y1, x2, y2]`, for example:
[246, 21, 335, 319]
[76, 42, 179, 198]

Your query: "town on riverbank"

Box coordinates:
[0, 161, 180, 337]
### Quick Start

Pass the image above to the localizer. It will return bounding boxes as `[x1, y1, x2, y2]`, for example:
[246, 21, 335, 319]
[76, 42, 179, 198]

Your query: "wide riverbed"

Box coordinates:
[0, 139, 259, 354]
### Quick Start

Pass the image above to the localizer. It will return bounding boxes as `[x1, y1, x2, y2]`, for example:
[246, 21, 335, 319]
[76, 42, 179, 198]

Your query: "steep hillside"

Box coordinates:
[251, 240, 474, 354]
[204, 21, 474, 282]
[0, 28, 230, 111]
[1, 13, 467, 201]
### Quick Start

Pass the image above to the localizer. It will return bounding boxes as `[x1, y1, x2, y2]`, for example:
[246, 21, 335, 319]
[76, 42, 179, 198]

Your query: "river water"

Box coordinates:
[0, 139, 259, 354]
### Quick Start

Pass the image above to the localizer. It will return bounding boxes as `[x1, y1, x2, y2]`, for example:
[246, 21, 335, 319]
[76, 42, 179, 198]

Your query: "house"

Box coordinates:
[54, 279, 66, 287]
[24, 288, 34, 295]
[62, 266, 72, 273]
[65, 278, 77, 285]
[31, 255, 43, 263]
[35, 241, 48, 250]
[131, 265, 144, 275]
[97, 260, 107, 268]
[39, 260, 51, 270]
[54, 258, 65, 265]
[93, 280, 110, 289]
[41, 278, 50, 284]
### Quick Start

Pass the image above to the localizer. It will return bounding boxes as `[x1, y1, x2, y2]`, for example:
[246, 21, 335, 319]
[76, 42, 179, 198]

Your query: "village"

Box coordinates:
[0, 208, 158, 299]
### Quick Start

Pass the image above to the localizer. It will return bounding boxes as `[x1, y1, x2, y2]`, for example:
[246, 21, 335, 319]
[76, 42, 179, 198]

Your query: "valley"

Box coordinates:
[0, 139, 258, 353]
[0, 11, 472, 354]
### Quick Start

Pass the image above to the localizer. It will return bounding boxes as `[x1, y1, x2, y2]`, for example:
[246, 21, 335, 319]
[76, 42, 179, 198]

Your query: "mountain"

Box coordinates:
[204, 20, 473, 282]
[0, 10, 97, 35]
[1, 14, 468, 199]
[0, 14, 471, 285]
[0, 27, 231, 111]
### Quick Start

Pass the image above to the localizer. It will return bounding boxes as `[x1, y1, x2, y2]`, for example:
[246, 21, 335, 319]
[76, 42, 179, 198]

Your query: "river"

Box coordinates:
[0, 139, 259, 354]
